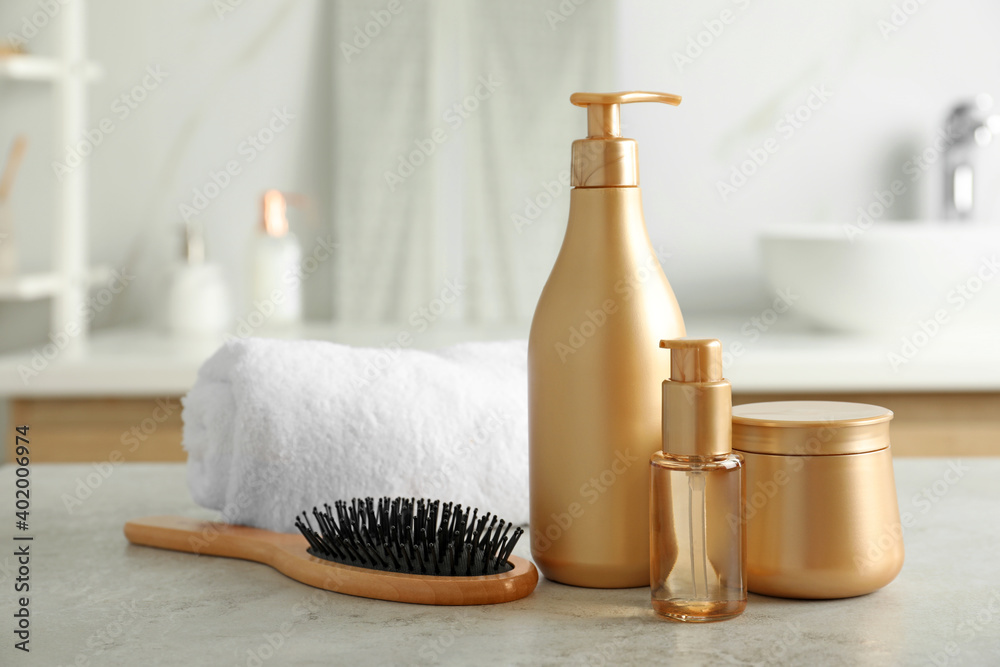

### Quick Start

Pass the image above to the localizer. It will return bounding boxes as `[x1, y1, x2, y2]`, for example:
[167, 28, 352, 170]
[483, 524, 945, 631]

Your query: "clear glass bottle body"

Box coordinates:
[650, 451, 746, 622]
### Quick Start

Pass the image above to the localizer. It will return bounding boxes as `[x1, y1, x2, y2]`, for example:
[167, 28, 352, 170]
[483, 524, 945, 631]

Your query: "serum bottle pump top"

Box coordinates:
[650, 338, 747, 622]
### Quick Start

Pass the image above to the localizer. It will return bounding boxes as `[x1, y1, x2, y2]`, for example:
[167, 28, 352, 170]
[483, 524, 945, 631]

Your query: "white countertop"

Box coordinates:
[1, 314, 999, 397]
[1, 459, 998, 665]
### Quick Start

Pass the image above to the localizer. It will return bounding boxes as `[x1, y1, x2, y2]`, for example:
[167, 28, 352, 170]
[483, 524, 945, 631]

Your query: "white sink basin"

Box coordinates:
[760, 223, 1000, 335]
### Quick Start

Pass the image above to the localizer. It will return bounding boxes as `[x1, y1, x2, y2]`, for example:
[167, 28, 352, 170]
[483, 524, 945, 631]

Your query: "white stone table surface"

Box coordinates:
[1, 460, 998, 666]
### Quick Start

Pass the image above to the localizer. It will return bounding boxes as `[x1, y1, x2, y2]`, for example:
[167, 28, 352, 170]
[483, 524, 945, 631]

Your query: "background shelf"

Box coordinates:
[0, 265, 111, 301]
[0, 54, 102, 82]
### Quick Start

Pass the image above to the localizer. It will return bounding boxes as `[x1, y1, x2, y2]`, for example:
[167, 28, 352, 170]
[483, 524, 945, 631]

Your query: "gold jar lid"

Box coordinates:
[732, 401, 893, 456]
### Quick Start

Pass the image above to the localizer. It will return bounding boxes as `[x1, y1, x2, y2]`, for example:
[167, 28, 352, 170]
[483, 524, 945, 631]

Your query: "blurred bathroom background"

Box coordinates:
[1, 0, 998, 460]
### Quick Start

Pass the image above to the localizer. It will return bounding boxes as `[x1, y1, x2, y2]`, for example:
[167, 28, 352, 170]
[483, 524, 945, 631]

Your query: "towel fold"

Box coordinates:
[183, 337, 529, 533]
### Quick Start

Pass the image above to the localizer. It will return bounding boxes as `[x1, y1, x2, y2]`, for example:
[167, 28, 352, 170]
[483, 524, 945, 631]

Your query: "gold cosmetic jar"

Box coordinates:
[732, 401, 904, 599]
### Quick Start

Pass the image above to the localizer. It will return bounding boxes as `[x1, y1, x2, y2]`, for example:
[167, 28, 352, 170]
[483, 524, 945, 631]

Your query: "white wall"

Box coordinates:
[3, 0, 999, 352]
[616, 0, 1000, 314]
[0, 0, 331, 351]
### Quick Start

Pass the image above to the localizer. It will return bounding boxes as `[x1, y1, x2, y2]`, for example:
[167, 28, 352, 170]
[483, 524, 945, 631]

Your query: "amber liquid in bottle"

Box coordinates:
[650, 451, 746, 622]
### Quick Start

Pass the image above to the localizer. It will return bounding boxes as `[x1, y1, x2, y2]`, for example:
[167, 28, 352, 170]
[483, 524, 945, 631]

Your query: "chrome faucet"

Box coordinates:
[943, 94, 1000, 221]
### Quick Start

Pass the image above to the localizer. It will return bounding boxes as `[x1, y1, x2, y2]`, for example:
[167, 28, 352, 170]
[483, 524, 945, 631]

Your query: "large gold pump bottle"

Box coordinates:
[528, 92, 686, 588]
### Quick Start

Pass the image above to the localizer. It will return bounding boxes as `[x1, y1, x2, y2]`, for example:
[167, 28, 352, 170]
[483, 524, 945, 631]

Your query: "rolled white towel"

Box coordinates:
[183, 337, 529, 533]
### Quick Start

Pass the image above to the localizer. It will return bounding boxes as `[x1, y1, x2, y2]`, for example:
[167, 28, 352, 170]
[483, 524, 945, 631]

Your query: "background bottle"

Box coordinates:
[650, 339, 746, 621]
[529, 93, 686, 588]
[252, 189, 302, 326]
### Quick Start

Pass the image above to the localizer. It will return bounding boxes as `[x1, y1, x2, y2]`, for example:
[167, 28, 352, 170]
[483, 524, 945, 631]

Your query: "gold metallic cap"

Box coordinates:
[659, 339, 731, 458]
[732, 401, 893, 456]
[261, 189, 289, 237]
[569, 91, 681, 188]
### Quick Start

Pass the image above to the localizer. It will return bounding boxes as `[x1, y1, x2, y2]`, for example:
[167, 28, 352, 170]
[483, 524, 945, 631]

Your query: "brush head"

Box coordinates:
[295, 497, 524, 577]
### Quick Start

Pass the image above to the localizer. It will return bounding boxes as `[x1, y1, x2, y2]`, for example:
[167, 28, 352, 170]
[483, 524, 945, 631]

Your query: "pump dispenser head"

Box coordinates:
[570, 91, 682, 187]
[659, 338, 732, 458]
[662, 338, 723, 383]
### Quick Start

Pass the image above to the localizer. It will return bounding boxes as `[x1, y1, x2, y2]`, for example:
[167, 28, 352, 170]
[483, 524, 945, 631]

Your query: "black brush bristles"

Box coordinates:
[294, 497, 524, 577]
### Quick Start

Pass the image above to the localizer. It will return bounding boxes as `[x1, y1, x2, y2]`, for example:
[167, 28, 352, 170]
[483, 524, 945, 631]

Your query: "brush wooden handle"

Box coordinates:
[124, 516, 538, 606]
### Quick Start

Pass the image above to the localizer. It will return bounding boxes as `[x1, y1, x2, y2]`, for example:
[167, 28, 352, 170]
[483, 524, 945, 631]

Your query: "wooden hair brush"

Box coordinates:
[125, 497, 538, 606]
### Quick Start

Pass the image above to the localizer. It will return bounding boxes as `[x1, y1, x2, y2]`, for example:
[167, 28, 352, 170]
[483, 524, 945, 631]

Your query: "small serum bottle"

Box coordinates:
[650, 339, 746, 622]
